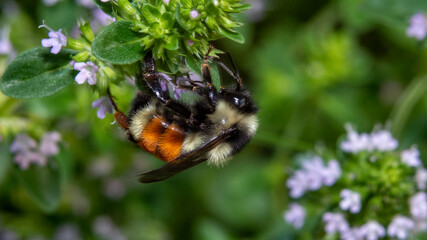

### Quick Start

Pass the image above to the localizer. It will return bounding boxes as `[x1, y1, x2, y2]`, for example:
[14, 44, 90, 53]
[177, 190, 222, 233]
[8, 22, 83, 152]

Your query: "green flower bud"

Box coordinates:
[102, 67, 117, 80]
[79, 22, 95, 42]
[117, 0, 138, 18]
[73, 51, 90, 62]
[67, 38, 87, 50]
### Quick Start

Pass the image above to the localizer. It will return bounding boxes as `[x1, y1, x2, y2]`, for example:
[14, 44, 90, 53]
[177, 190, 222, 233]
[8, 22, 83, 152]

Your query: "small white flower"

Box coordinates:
[407, 13, 427, 40]
[387, 215, 415, 240]
[415, 168, 427, 190]
[322, 212, 349, 234]
[190, 10, 199, 19]
[163, 0, 170, 5]
[341, 125, 370, 153]
[284, 203, 306, 229]
[39, 22, 67, 54]
[286, 170, 308, 198]
[401, 146, 422, 167]
[359, 221, 385, 240]
[92, 97, 114, 119]
[369, 130, 398, 152]
[410, 192, 427, 219]
[323, 159, 341, 186]
[340, 189, 362, 214]
[73, 61, 99, 85]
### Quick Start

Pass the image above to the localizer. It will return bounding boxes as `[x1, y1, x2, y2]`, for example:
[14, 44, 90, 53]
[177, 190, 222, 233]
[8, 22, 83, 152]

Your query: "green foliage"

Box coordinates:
[2, 0, 427, 239]
[0, 47, 77, 99]
[92, 20, 148, 64]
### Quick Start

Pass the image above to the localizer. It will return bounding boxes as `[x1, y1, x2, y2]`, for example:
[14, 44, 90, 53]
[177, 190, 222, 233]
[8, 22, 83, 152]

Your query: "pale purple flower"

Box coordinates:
[100, 0, 110, 2]
[340, 189, 362, 214]
[413, 218, 427, 233]
[407, 13, 427, 40]
[163, 0, 170, 5]
[284, 203, 305, 229]
[323, 212, 349, 234]
[410, 192, 427, 219]
[10, 134, 37, 153]
[76, 0, 95, 8]
[39, 131, 61, 156]
[93, 216, 127, 240]
[369, 130, 398, 152]
[401, 146, 422, 167]
[0, 26, 13, 56]
[186, 39, 194, 46]
[323, 159, 341, 186]
[73, 61, 98, 85]
[103, 178, 126, 200]
[387, 215, 415, 240]
[92, 97, 114, 119]
[190, 10, 199, 19]
[54, 224, 82, 240]
[39, 23, 67, 54]
[341, 227, 363, 240]
[341, 125, 370, 153]
[302, 156, 325, 190]
[91, 8, 116, 32]
[286, 170, 308, 198]
[13, 151, 47, 169]
[42, 0, 61, 6]
[87, 158, 113, 177]
[359, 221, 385, 240]
[245, 0, 266, 22]
[415, 168, 427, 190]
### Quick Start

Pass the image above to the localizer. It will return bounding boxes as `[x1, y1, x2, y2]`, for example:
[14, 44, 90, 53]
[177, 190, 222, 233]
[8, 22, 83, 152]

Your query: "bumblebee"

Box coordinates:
[108, 49, 258, 183]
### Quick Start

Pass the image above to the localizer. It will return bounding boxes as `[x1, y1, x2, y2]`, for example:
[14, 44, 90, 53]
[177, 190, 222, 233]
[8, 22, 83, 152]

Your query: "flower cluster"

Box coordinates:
[407, 13, 427, 41]
[10, 132, 61, 170]
[286, 156, 340, 198]
[284, 125, 427, 240]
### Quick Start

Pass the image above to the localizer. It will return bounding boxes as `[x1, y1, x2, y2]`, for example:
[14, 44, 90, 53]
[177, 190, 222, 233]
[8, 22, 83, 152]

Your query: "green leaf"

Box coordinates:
[218, 27, 245, 44]
[93, 0, 115, 16]
[92, 20, 148, 65]
[228, 4, 252, 13]
[141, 4, 162, 23]
[175, 5, 189, 31]
[15, 162, 62, 212]
[0, 47, 77, 99]
[164, 35, 179, 50]
[160, 12, 175, 29]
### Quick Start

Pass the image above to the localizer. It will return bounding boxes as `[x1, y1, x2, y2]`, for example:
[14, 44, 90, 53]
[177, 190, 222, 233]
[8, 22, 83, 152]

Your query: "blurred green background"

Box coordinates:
[1, 0, 427, 239]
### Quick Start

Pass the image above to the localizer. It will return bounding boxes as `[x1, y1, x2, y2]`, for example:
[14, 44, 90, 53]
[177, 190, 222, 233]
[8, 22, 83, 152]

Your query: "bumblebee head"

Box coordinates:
[219, 88, 258, 114]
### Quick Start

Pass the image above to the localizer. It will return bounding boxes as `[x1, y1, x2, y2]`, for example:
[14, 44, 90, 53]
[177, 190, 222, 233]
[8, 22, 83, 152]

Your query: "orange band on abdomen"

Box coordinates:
[140, 117, 166, 154]
[158, 124, 184, 162]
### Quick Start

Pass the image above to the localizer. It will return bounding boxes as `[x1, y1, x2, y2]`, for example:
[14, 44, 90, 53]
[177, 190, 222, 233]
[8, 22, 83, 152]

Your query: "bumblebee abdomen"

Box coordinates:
[134, 115, 185, 162]
[158, 124, 185, 162]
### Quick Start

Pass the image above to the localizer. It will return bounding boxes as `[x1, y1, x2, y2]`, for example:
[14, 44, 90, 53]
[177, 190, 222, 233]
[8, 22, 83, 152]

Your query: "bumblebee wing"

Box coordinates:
[138, 127, 237, 183]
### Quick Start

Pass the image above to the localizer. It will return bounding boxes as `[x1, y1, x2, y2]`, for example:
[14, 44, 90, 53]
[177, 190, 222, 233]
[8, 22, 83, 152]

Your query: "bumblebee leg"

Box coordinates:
[141, 51, 170, 103]
[107, 88, 129, 130]
[215, 52, 243, 89]
[200, 46, 218, 112]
